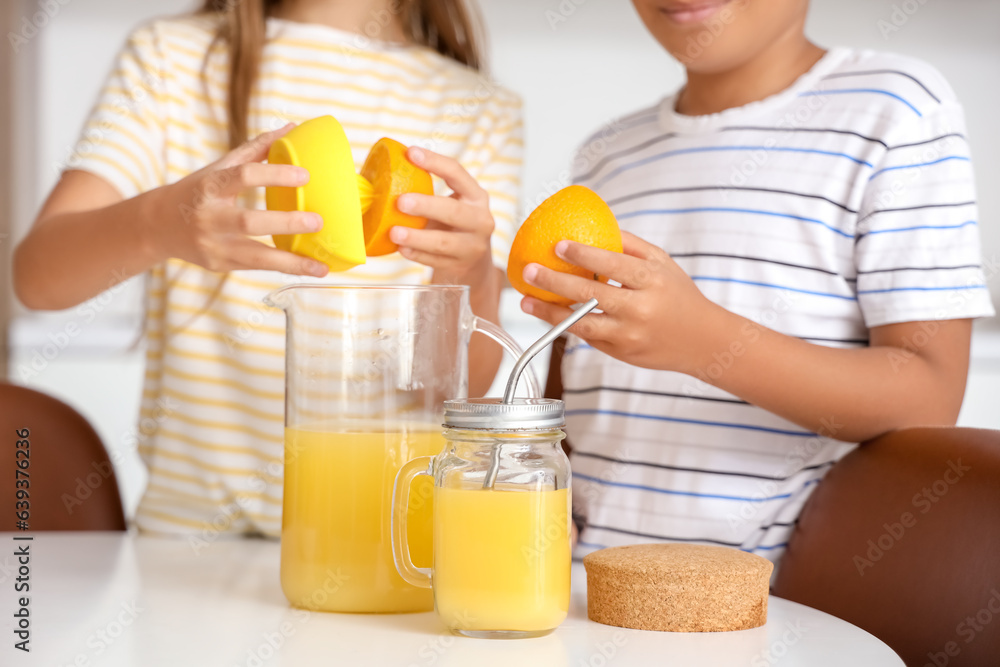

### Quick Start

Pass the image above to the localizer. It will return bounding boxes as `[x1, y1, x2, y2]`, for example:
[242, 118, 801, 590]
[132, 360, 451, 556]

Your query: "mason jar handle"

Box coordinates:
[472, 316, 541, 399]
[391, 456, 434, 589]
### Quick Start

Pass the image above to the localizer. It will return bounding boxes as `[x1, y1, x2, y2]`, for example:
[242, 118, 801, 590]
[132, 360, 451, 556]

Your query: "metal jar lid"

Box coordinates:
[443, 397, 565, 431]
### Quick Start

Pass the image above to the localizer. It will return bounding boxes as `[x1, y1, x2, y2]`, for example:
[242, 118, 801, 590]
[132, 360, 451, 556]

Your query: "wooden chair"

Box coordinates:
[0, 382, 127, 531]
[772, 427, 1000, 667]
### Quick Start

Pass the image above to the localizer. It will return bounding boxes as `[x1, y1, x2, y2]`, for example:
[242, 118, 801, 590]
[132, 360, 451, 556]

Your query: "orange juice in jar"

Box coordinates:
[432, 485, 571, 633]
[392, 398, 571, 637]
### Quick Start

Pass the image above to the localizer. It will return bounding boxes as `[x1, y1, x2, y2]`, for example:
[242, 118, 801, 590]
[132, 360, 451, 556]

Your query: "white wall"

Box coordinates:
[4, 0, 999, 518]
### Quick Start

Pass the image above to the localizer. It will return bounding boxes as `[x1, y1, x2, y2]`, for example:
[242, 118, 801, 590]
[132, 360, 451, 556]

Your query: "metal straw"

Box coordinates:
[483, 298, 600, 489]
[502, 298, 599, 404]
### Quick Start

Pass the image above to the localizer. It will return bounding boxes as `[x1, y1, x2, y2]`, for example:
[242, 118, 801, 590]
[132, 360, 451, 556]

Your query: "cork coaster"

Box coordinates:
[583, 543, 773, 632]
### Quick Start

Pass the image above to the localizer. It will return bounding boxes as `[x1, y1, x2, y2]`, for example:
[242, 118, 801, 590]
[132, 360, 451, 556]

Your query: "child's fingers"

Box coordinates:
[521, 263, 621, 313]
[397, 194, 489, 232]
[621, 231, 661, 260]
[407, 146, 486, 205]
[397, 245, 464, 271]
[220, 123, 296, 169]
[390, 226, 470, 259]
[520, 296, 612, 342]
[520, 296, 571, 325]
[555, 240, 650, 289]
[230, 240, 328, 277]
[220, 162, 310, 196]
[230, 209, 322, 237]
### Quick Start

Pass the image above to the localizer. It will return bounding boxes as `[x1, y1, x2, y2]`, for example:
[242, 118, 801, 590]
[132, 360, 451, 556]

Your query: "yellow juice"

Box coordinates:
[432, 486, 571, 634]
[280, 426, 444, 613]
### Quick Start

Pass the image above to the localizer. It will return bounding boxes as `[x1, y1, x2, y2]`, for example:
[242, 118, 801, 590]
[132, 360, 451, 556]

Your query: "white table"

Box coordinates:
[2, 533, 902, 666]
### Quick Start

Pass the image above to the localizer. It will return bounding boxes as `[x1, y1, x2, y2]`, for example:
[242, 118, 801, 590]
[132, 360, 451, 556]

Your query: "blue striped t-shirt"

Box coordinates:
[564, 47, 994, 569]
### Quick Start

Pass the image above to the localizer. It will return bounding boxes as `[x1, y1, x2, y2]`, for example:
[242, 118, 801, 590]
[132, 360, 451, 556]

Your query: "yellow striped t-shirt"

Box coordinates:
[70, 13, 523, 537]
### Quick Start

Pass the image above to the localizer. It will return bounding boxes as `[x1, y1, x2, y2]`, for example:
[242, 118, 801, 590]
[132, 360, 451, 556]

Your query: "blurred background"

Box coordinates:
[1, 0, 998, 517]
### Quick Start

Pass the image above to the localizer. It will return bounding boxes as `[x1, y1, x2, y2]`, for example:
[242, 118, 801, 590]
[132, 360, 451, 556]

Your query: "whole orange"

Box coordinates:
[360, 138, 433, 256]
[507, 185, 623, 307]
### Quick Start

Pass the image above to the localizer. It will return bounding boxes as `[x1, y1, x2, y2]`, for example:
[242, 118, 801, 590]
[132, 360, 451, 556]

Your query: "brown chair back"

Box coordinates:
[0, 382, 126, 531]
[772, 427, 1000, 666]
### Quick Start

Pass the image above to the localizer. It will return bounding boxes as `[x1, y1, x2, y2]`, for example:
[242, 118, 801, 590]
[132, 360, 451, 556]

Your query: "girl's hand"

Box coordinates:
[143, 124, 329, 277]
[519, 231, 721, 374]
[389, 147, 496, 289]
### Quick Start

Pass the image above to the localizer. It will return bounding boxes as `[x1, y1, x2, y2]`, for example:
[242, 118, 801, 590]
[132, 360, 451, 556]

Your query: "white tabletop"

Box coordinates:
[2, 532, 902, 666]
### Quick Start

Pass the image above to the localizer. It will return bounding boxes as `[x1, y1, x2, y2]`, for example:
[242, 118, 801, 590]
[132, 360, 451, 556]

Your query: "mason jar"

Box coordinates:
[392, 397, 571, 638]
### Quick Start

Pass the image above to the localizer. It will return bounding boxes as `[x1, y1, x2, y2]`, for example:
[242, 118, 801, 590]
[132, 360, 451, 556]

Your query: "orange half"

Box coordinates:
[360, 138, 433, 256]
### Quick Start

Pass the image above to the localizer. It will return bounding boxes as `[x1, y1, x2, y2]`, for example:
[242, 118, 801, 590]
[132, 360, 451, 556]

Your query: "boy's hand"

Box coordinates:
[519, 231, 719, 374]
[389, 147, 496, 290]
[144, 124, 329, 277]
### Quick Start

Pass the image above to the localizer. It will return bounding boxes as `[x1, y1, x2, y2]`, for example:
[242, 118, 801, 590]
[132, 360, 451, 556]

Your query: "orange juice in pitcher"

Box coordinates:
[281, 426, 445, 612]
[265, 285, 536, 614]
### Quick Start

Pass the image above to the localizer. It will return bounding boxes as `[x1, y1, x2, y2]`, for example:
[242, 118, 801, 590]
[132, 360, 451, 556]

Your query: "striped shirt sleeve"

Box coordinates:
[458, 89, 523, 271]
[67, 24, 168, 198]
[854, 101, 995, 327]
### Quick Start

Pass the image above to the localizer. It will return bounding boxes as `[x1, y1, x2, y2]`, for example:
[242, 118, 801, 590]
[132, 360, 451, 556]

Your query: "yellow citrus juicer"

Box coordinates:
[265, 115, 431, 272]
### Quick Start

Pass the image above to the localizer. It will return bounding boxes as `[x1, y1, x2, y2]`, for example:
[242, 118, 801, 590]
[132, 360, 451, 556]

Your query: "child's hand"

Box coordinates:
[519, 231, 719, 374]
[143, 124, 329, 277]
[389, 147, 496, 289]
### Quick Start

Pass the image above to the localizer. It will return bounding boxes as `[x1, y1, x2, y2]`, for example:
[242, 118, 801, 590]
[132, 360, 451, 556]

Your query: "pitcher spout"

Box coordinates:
[263, 284, 300, 310]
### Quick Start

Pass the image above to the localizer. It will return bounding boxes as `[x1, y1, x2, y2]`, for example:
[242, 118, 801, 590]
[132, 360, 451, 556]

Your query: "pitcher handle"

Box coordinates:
[391, 456, 434, 589]
[472, 316, 542, 399]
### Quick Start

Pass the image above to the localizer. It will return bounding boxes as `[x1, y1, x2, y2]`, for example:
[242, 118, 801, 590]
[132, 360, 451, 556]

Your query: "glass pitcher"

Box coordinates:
[391, 398, 572, 637]
[265, 285, 537, 613]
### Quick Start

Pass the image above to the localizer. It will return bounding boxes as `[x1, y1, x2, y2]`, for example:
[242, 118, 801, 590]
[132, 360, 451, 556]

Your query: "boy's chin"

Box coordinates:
[665, 43, 756, 75]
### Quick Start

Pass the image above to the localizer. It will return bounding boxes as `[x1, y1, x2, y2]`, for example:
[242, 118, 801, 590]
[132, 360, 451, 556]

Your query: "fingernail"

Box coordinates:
[306, 213, 323, 232]
[408, 147, 425, 164]
[293, 167, 310, 185]
[396, 194, 414, 213]
[555, 241, 570, 259]
[523, 263, 540, 285]
[522, 299, 534, 315]
[390, 227, 407, 243]
[309, 263, 328, 277]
